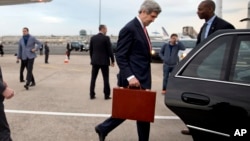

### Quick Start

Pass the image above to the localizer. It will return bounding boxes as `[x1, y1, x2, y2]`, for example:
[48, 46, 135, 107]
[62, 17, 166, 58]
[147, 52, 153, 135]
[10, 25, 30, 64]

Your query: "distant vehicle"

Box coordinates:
[151, 39, 196, 62]
[79, 42, 89, 52]
[111, 42, 117, 53]
[165, 29, 250, 141]
[178, 39, 197, 60]
[70, 41, 81, 51]
[151, 40, 165, 61]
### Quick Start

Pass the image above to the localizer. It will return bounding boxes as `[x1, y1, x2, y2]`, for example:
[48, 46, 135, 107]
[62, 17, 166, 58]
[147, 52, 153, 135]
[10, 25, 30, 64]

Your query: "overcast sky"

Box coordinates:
[0, 0, 249, 36]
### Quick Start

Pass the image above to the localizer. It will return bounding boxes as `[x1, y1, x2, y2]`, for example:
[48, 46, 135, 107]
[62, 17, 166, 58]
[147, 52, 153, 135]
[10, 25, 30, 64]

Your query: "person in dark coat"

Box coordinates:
[44, 42, 50, 64]
[94, 1, 161, 141]
[181, 0, 235, 135]
[0, 43, 4, 57]
[89, 24, 115, 100]
[196, 0, 235, 45]
[66, 42, 72, 59]
[0, 67, 14, 140]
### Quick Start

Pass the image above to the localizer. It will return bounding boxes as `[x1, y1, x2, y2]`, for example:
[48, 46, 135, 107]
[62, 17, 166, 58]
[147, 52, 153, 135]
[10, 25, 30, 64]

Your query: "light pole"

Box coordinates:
[99, 0, 101, 25]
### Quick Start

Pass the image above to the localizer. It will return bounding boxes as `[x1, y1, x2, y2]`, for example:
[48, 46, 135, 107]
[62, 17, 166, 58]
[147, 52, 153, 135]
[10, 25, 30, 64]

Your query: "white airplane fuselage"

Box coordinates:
[0, 0, 52, 6]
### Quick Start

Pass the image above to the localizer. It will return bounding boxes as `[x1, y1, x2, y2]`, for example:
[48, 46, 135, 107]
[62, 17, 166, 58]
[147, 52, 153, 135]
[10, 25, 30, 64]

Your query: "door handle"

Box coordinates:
[182, 93, 210, 106]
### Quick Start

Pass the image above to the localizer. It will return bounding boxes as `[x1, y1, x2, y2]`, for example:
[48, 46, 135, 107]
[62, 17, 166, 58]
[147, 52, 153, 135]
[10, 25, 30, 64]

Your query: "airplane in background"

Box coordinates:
[161, 27, 169, 37]
[150, 27, 169, 40]
[240, 0, 250, 29]
[0, 0, 52, 6]
[151, 26, 196, 41]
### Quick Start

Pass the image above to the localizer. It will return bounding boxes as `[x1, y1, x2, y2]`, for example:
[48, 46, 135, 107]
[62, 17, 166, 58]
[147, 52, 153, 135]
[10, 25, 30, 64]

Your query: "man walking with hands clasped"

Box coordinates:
[89, 24, 115, 100]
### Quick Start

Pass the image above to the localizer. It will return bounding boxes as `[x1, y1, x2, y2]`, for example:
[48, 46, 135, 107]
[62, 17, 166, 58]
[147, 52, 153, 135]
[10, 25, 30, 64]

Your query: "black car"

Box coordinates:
[79, 42, 89, 52]
[111, 42, 117, 53]
[178, 39, 197, 60]
[70, 41, 81, 51]
[165, 29, 250, 141]
[151, 40, 165, 60]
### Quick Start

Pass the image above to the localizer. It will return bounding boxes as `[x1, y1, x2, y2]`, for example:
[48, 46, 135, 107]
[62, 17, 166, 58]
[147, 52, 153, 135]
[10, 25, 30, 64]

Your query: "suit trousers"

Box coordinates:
[90, 65, 110, 98]
[97, 117, 150, 141]
[20, 60, 27, 81]
[0, 99, 12, 141]
[25, 58, 35, 85]
[162, 64, 174, 90]
[45, 53, 49, 63]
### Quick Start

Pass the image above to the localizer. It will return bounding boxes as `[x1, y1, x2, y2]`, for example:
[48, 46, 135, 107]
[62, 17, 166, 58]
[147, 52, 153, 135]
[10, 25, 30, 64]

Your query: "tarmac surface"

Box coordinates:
[0, 54, 193, 141]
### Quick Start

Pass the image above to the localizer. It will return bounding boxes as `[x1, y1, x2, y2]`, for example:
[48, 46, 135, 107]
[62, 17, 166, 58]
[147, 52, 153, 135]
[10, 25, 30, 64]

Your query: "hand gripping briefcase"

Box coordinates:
[111, 87, 156, 122]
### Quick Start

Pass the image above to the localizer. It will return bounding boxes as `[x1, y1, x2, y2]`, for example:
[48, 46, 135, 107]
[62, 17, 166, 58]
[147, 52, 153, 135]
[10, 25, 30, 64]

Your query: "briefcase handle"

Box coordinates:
[124, 86, 144, 90]
[117, 86, 149, 91]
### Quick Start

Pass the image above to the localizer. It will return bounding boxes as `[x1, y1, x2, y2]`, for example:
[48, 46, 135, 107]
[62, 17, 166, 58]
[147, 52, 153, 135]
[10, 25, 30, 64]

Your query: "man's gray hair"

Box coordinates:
[139, 0, 161, 14]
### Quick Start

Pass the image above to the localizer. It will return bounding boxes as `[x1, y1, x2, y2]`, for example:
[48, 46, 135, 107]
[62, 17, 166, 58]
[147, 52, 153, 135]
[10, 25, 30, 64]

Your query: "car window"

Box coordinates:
[151, 41, 165, 48]
[181, 35, 233, 80]
[231, 36, 250, 84]
[181, 40, 196, 48]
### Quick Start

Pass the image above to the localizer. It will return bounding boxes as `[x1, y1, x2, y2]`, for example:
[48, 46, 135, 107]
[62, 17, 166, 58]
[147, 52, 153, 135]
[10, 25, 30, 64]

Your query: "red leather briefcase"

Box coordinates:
[111, 87, 156, 122]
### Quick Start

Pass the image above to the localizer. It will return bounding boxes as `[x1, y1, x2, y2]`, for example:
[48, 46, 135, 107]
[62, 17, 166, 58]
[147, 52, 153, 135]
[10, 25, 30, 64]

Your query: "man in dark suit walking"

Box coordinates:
[89, 24, 115, 100]
[196, 0, 235, 45]
[94, 1, 161, 141]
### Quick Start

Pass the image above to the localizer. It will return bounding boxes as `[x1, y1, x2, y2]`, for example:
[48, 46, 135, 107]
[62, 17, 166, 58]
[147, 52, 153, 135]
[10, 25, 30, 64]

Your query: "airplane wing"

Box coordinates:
[161, 27, 169, 37]
[240, 18, 250, 22]
[0, 0, 52, 6]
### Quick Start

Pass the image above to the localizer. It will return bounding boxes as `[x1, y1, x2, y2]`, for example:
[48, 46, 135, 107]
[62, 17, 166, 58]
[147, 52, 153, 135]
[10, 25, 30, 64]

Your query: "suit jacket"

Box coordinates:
[115, 17, 152, 89]
[44, 45, 50, 54]
[197, 16, 235, 45]
[0, 67, 5, 101]
[89, 33, 114, 66]
[17, 34, 41, 60]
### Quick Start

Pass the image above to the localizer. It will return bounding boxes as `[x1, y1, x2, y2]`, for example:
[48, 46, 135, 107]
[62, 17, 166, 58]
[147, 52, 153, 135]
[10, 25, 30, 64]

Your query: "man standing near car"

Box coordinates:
[196, 0, 235, 45]
[159, 33, 185, 95]
[94, 1, 161, 141]
[181, 0, 235, 135]
[89, 24, 115, 100]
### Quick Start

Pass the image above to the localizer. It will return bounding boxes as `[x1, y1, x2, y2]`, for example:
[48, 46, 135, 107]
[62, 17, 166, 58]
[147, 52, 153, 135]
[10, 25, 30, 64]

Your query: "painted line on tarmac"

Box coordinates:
[5, 109, 179, 120]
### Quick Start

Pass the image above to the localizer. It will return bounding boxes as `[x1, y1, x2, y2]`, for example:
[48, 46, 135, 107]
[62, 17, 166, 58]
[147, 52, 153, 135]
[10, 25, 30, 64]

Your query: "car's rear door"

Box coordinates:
[165, 31, 250, 140]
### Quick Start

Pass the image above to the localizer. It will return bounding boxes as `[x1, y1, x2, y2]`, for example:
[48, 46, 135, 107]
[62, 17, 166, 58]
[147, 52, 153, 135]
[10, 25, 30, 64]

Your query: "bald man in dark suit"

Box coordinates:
[182, 0, 235, 135]
[94, 1, 161, 141]
[196, 0, 235, 45]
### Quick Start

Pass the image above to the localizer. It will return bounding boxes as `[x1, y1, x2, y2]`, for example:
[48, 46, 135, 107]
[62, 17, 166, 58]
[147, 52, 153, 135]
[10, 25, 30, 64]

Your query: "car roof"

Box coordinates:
[196, 29, 250, 49]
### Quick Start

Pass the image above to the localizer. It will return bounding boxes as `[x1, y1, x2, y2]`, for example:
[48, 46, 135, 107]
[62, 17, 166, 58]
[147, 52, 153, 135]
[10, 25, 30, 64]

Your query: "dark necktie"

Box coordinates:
[143, 27, 152, 51]
[200, 23, 207, 41]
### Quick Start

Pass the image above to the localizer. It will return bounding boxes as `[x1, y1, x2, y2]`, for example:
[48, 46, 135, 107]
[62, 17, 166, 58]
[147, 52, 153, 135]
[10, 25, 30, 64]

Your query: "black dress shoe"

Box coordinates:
[24, 85, 29, 90]
[181, 129, 191, 135]
[30, 83, 36, 87]
[90, 96, 96, 100]
[95, 126, 106, 141]
[20, 80, 25, 83]
[104, 97, 111, 100]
